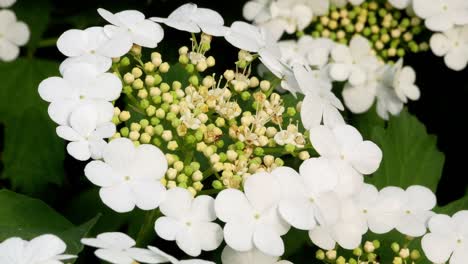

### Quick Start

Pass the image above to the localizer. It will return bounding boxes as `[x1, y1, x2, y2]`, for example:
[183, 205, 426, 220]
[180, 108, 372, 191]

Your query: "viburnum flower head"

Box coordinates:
[422, 211, 468, 264]
[294, 64, 345, 129]
[221, 246, 293, 264]
[309, 124, 382, 196]
[38, 62, 122, 125]
[0, 9, 30, 62]
[413, 0, 468, 32]
[329, 35, 379, 86]
[0, 0, 16, 8]
[154, 187, 223, 257]
[215, 171, 290, 257]
[276, 162, 340, 231]
[81, 232, 166, 264]
[378, 185, 436, 237]
[0, 234, 76, 264]
[97, 8, 164, 53]
[150, 3, 226, 36]
[430, 25, 468, 71]
[84, 138, 168, 213]
[57, 26, 128, 72]
[56, 104, 116, 161]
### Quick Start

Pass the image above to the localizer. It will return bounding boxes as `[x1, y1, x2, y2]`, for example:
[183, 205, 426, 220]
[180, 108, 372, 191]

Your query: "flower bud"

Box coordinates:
[119, 111, 131, 122]
[325, 250, 336, 260]
[159, 62, 170, 73]
[259, 80, 270, 91]
[212, 180, 223, 189]
[123, 73, 135, 84]
[162, 130, 173, 141]
[399, 248, 409, 259]
[166, 168, 177, 180]
[223, 70, 235, 81]
[174, 161, 184, 172]
[315, 250, 325, 260]
[129, 131, 140, 141]
[364, 241, 375, 253]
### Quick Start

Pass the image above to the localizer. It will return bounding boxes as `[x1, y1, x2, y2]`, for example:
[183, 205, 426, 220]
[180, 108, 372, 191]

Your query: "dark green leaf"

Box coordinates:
[0, 59, 64, 195]
[350, 104, 385, 139]
[0, 190, 98, 255]
[434, 195, 468, 215]
[366, 109, 445, 192]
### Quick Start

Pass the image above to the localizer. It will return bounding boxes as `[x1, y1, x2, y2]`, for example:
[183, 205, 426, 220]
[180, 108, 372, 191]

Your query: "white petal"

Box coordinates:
[322, 104, 345, 129]
[38, 77, 74, 103]
[190, 195, 216, 222]
[223, 222, 255, 252]
[93, 122, 116, 139]
[99, 184, 135, 213]
[300, 93, 324, 130]
[155, 217, 183, 241]
[130, 181, 166, 210]
[0, 39, 19, 62]
[131, 144, 168, 180]
[422, 233, 456, 264]
[84, 72, 122, 101]
[95, 248, 134, 264]
[98, 27, 133, 58]
[57, 29, 88, 57]
[97, 8, 124, 27]
[308, 226, 336, 250]
[253, 225, 284, 257]
[97, 232, 136, 249]
[348, 141, 382, 175]
[221, 245, 278, 264]
[27, 234, 66, 262]
[412, 0, 442, 19]
[450, 245, 468, 264]
[430, 33, 450, 57]
[5, 21, 29, 46]
[348, 67, 367, 86]
[126, 248, 168, 263]
[452, 210, 468, 235]
[329, 64, 351, 82]
[56, 126, 81, 141]
[67, 141, 91, 161]
[331, 160, 364, 197]
[191, 222, 223, 251]
[84, 160, 121, 187]
[406, 185, 437, 211]
[225, 21, 262, 52]
[48, 100, 79, 125]
[425, 13, 453, 32]
[300, 157, 338, 194]
[445, 49, 468, 71]
[278, 197, 316, 230]
[70, 104, 98, 136]
[342, 83, 376, 114]
[215, 189, 253, 223]
[176, 230, 202, 257]
[160, 187, 192, 219]
[396, 213, 433, 237]
[103, 138, 135, 173]
[308, 126, 340, 158]
[332, 222, 363, 250]
[244, 172, 281, 213]
[130, 20, 164, 48]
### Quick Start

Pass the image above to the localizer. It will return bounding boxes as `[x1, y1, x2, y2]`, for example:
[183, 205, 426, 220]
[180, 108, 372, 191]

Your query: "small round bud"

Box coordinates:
[206, 56, 215, 67]
[123, 73, 135, 84]
[196, 60, 208, 72]
[174, 161, 184, 172]
[162, 130, 173, 141]
[224, 70, 235, 81]
[392, 257, 403, 264]
[120, 57, 130, 66]
[159, 62, 170, 73]
[259, 80, 270, 91]
[129, 131, 140, 141]
[410, 249, 420, 260]
[140, 133, 151, 144]
[399, 248, 410, 259]
[212, 180, 223, 189]
[392, 242, 401, 253]
[353, 247, 362, 257]
[166, 168, 177, 180]
[132, 67, 143, 78]
[316, 250, 325, 260]
[298, 151, 310, 160]
[336, 256, 346, 264]
[325, 250, 336, 260]
[167, 180, 177, 189]
[119, 111, 131, 122]
[364, 241, 375, 253]
[132, 79, 144, 89]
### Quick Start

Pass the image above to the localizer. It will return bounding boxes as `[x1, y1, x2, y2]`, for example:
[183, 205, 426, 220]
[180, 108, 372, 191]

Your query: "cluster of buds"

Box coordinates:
[315, 240, 421, 264]
[109, 37, 312, 195]
[308, 1, 429, 62]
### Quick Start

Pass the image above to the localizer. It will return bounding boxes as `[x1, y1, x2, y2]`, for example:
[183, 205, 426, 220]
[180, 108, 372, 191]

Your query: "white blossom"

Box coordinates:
[151, 3, 226, 36]
[422, 211, 468, 264]
[215, 172, 290, 257]
[413, 0, 468, 32]
[56, 104, 115, 161]
[81, 232, 165, 264]
[97, 8, 164, 54]
[0, 9, 30, 62]
[147, 246, 215, 264]
[392, 59, 420, 103]
[430, 25, 468, 71]
[0, 234, 75, 264]
[38, 62, 121, 125]
[84, 138, 168, 213]
[0, 0, 15, 8]
[155, 187, 223, 257]
[221, 245, 293, 264]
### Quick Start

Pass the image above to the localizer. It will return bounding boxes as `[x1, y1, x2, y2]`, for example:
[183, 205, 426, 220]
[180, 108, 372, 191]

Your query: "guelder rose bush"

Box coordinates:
[0, 1, 467, 264]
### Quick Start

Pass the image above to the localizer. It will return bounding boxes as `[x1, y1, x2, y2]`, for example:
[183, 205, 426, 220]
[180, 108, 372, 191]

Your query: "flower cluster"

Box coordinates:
[244, 0, 468, 71]
[0, 2, 457, 264]
[0, 0, 30, 62]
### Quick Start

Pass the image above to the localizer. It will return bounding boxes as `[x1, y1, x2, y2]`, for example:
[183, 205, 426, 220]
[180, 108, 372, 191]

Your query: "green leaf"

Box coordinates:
[434, 195, 468, 215]
[0, 59, 65, 195]
[12, 0, 52, 50]
[366, 109, 445, 192]
[0, 190, 98, 255]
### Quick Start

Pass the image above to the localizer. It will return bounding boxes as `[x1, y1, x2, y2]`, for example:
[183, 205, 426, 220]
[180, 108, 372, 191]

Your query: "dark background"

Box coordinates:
[1, 0, 467, 261]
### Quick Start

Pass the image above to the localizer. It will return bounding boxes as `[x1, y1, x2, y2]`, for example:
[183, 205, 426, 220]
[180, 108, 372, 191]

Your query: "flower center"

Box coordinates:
[457, 238, 462, 244]
[80, 95, 85, 99]
[185, 221, 192, 226]
[254, 213, 261, 220]
[405, 210, 411, 214]
[363, 209, 368, 214]
[124, 176, 131, 181]
[309, 197, 315, 203]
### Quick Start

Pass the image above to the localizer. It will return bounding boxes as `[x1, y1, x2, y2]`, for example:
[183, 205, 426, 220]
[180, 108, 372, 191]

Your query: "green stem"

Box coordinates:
[136, 209, 160, 247]
[38, 37, 59, 48]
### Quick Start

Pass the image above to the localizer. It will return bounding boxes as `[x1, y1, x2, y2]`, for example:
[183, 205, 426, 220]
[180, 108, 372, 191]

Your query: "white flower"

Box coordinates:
[0, 234, 75, 264]
[224, 21, 279, 55]
[150, 3, 226, 36]
[308, 124, 382, 196]
[147, 246, 215, 264]
[84, 138, 168, 212]
[221, 245, 293, 264]
[214, 172, 290, 257]
[0, 0, 15, 8]
[422, 211, 468, 264]
[81, 232, 164, 264]
[375, 80, 404, 120]
[308, 198, 366, 250]
[392, 59, 420, 102]
[0, 9, 30, 62]
[430, 25, 468, 71]
[56, 104, 115, 161]
[294, 64, 345, 129]
[155, 187, 223, 257]
[259, 52, 302, 95]
[264, 0, 314, 40]
[38, 62, 121, 125]
[276, 162, 340, 231]
[243, 0, 272, 23]
[97, 8, 164, 54]
[413, 0, 468, 32]
[56, 26, 125, 72]
[379, 185, 436, 237]
[329, 35, 379, 86]
[389, 0, 412, 9]
[298, 36, 334, 68]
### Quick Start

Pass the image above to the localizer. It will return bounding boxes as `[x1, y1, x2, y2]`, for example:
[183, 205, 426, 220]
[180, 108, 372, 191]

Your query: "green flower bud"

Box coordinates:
[178, 182, 188, 188]
[254, 147, 264, 156]
[367, 253, 377, 262]
[315, 250, 325, 260]
[241, 91, 251, 101]
[393, 257, 403, 264]
[372, 240, 381, 249]
[219, 152, 227, 162]
[150, 117, 160, 126]
[161, 103, 170, 112]
[287, 107, 296, 116]
[212, 180, 223, 189]
[179, 54, 189, 64]
[120, 57, 130, 66]
[184, 166, 193, 176]
[171, 119, 181, 128]
[391, 242, 400, 253]
[336, 256, 346, 264]
[139, 119, 149, 129]
[153, 74, 162, 85]
[185, 135, 196, 144]
[123, 85, 133, 95]
[166, 112, 176, 121]
[410, 249, 420, 260]
[112, 116, 120, 125]
[152, 95, 162, 104]
[349, 258, 357, 264]
[216, 140, 225, 148]
[189, 75, 199, 86]
[140, 99, 149, 109]
[353, 247, 363, 257]
[120, 127, 129, 137]
[235, 141, 245, 150]
[152, 137, 162, 147]
[285, 144, 296, 153]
